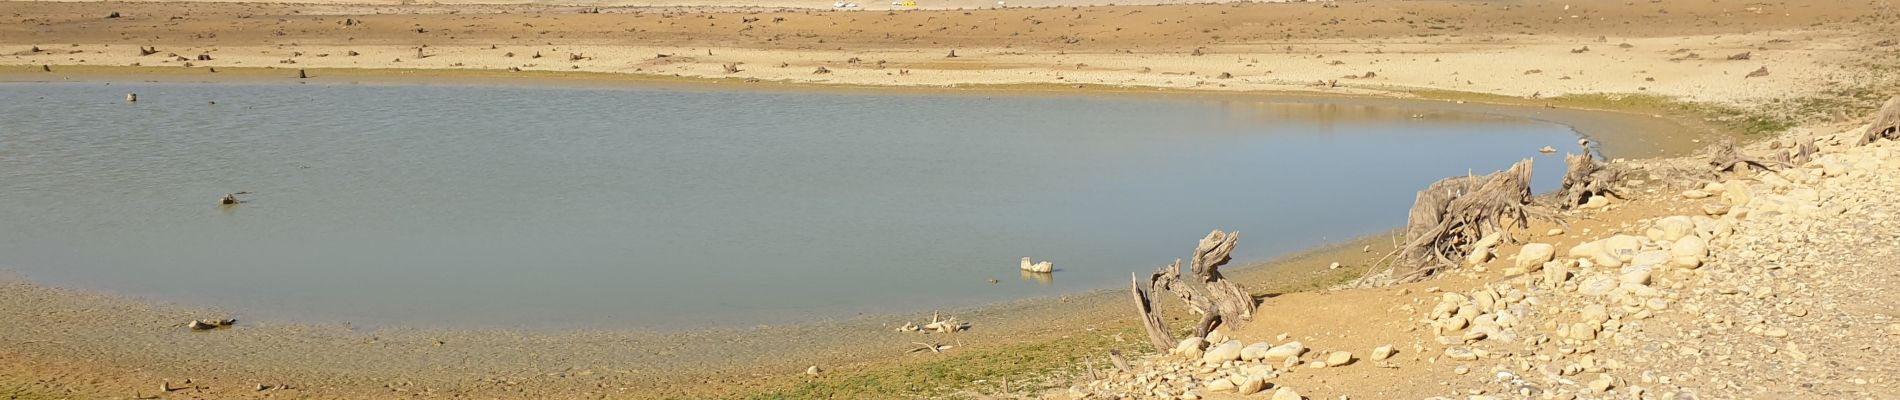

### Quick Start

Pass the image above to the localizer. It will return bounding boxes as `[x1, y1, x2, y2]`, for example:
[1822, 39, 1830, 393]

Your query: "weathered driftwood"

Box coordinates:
[1859, 97, 1900, 146]
[1559, 149, 1621, 210]
[1385, 159, 1549, 283]
[1708, 137, 1790, 173]
[1130, 273, 1174, 352]
[1129, 229, 1259, 351]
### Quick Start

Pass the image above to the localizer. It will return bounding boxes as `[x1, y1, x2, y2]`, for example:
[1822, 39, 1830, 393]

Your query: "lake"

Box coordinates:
[0, 82, 1583, 328]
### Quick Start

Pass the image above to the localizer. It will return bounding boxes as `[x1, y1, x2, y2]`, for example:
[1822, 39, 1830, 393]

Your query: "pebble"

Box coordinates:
[1761, 327, 1790, 338]
[1445, 347, 1478, 361]
[1516, 243, 1556, 269]
[1324, 351, 1353, 367]
[1371, 344, 1396, 361]
[1203, 340, 1244, 364]
[1263, 341, 1306, 361]
[1271, 387, 1302, 400]
[1238, 375, 1266, 395]
[1241, 342, 1274, 361]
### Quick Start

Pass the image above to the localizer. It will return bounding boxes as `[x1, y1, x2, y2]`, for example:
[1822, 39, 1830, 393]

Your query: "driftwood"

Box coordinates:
[1130, 273, 1173, 352]
[1130, 230, 1258, 351]
[1859, 96, 1900, 146]
[1708, 137, 1790, 172]
[1559, 144, 1621, 210]
[1384, 159, 1548, 284]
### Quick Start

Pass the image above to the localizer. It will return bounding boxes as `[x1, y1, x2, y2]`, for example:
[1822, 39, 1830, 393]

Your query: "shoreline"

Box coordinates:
[2, 64, 1711, 159]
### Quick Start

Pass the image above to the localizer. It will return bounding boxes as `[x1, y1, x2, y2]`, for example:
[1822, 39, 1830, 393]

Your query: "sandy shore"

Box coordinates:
[3, 0, 1898, 398]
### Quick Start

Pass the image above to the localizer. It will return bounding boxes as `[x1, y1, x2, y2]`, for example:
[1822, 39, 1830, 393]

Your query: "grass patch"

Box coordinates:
[729, 327, 1145, 400]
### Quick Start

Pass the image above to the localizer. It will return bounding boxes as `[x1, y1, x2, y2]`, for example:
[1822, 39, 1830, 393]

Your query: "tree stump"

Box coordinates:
[1131, 229, 1258, 351]
[1859, 97, 1900, 146]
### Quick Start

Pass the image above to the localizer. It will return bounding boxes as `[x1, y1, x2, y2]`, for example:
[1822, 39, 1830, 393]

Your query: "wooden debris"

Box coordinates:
[1708, 137, 1789, 172]
[1559, 141, 1622, 210]
[1377, 159, 1549, 284]
[188, 318, 238, 330]
[1745, 66, 1770, 78]
[1727, 52, 1752, 60]
[1858, 97, 1900, 146]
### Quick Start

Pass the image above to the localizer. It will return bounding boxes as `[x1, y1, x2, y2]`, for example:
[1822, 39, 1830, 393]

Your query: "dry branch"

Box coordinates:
[1860, 97, 1900, 146]
[1708, 137, 1790, 172]
[1130, 273, 1174, 352]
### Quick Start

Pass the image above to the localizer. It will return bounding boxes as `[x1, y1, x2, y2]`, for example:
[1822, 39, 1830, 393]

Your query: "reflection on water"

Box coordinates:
[1019, 270, 1054, 285]
[0, 82, 1580, 329]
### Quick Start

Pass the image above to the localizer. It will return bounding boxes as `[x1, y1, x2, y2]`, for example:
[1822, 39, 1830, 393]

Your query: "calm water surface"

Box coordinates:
[0, 82, 1579, 328]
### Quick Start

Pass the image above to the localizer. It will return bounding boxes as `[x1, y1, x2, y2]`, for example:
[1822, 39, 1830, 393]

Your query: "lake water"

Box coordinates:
[0, 82, 1582, 329]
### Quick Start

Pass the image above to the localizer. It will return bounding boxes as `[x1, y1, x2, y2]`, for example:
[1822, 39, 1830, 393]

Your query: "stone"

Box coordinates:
[1371, 345, 1396, 361]
[1240, 342, 1274, 361]
[1762, 327, 1790, 338]
[1721, 180, 1752, 207]
[805, 366, 822, 375]
[1681, 189, 1711, 199]
[1271, 387, 1302, 400]
[1567, 241, 1605, 258]
[1205, 378, 1236, 392]
[1671, 236, 1708, 259]
[1445, 347, 1478, 361]
[1238, 375, 1266, 395]
[1647, 216, 1696, 242]
[1466, 232, 1503, 266]
[1175, 337, 1207, 359]
[1515, 243, 1556, 269]
[1579, 274, 1618, 296]
[1262, 341, 1306, 361]
[1702, 203, 1731, 216]
[1203, 340, 1244, 364]
[1588, 375, 1616, 394]
[1602, 235, 1646, 262]
[1619, 265, 1653, 286]
[1324, 351, 1353, 367]
[1631, 250, 1669, 267]
[1580, 304, 1610, 324]
[1582, 195, 1610, 209]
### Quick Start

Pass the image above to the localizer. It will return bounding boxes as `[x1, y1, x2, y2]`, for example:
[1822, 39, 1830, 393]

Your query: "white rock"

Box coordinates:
[1445, 347, 1478, 361]
[1262, 341, 1305, 361]
[1205, 378, 1236, 392]
[1680, 189, 1711, 199]
[1175, 337, 1207, 359]
[1271, 387, 1302, 400]
[1238, 375, 1266, 395]
[1240, 342, 1274, 361]
[1602, 235, 1646, 262]
[1579, 274, 1618, 296]
[1580, 304, 1610, 324]
[1202, 340, 1243, 364]
[1721, 180, 1752, 207]
[1514, 243, 1556, 269]
[1619, 265, 1653, 286]
[1465, 232, 1503, 266]
[1371, 344, 1396, 361]
[1324, 351, 1353, 367]
[1631, 250, 1670, 267]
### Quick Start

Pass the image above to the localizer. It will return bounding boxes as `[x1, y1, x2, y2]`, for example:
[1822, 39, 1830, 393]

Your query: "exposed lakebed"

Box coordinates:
[0, 82, 1598, 328]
